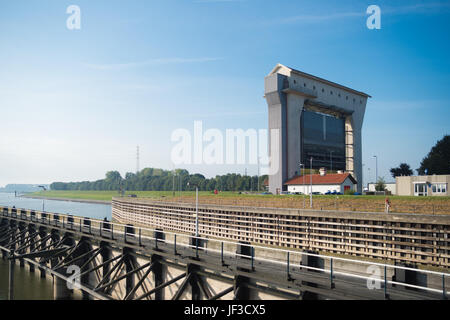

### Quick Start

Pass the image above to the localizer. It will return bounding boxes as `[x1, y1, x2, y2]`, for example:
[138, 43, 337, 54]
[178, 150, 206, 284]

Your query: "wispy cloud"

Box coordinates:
[84, 57, 223, 70]
[384, 2, 450, 15]
[271, 11, 363, 25]
[266, 2, 450, 25]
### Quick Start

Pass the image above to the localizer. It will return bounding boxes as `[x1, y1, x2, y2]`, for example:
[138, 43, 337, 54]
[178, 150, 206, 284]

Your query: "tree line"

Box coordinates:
[389, 135, 449, 178]
[50, 168, 268, 192]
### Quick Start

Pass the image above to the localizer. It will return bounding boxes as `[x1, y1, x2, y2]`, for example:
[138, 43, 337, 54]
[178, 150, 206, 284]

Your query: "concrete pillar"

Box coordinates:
[53, 268, 73, 300]
[18, 223, 26, 268]
[187, 264, 200, 300]
[152, 255, 164, 300]
[100, 242, 112, 285]
[38, 227, 48, 278]
[123, 248, 136, 299]
[234, 276, 250, 300]
[8, 250, 14, 300]
[49, 230, 60, 269]
[76, 238, 96, 300]
[28, 225, 36, 273]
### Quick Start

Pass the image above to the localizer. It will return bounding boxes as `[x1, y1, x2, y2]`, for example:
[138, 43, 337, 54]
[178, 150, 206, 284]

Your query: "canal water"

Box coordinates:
[0, 192, 112, 300]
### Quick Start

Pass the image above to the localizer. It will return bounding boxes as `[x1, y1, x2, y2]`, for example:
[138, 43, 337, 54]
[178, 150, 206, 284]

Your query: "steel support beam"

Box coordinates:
[135, 272, 187, 301]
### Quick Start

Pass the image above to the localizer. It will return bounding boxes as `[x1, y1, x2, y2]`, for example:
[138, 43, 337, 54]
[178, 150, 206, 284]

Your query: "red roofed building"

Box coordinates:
[284, 169, 357, 194]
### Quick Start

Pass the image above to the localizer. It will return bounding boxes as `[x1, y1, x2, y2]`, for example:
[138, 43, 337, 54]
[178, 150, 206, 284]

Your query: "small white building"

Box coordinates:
[284, 169, 357, 194]
[367, 182, 396, 195]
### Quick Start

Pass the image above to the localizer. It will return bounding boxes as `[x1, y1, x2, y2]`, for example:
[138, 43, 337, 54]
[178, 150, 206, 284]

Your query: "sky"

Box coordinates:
[0, 0, 449, 187]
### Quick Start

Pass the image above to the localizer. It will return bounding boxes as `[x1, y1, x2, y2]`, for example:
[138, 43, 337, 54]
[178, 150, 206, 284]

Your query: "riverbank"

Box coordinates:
[22, 194, 111, 205]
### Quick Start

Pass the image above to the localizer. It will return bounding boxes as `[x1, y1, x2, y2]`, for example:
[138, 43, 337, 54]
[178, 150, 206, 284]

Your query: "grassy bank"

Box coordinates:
[29, 190, 450, 201]
[27, 190, 450, 215]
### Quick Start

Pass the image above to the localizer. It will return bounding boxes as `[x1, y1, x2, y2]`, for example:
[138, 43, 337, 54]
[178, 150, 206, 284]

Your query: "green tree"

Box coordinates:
[390, 163, 413, 178]
[375, 177, 386, 191]
[417, 135, 450, 175]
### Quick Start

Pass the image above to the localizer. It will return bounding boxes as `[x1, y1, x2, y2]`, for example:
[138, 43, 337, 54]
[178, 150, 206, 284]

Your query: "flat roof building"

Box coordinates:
[264, 64, 370, 194]
[396, 175, 449, 196]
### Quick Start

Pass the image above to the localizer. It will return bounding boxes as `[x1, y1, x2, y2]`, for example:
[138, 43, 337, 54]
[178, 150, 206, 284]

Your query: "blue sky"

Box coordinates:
[0, 0, 449, 187]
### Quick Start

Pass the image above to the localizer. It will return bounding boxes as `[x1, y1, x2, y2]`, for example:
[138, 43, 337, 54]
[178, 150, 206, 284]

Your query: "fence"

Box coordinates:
[1, 205, 449, 299]
[111, 197, 450, 268]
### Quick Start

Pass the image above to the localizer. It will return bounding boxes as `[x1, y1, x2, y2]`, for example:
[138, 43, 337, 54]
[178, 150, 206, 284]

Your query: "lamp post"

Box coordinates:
[187, 182, 199, 237]
[38, 185, 46, 212]
[330, 151, 334, 172]
[310, 157, 313, 208]
[300, 163, 305, 208]
[257, 156, 261, 192]
[373, 155, 378, 183]
[362, 163, 365, 191]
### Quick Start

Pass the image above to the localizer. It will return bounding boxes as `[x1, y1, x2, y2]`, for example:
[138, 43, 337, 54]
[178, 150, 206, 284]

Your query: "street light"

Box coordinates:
[300, 163, 305, 208]
[310, 157, 313, 208]
[373, 155, 378, 183]
[330, 151, 334, 172]
[187, 182, 199, 237]
[257, 156, 261, 192]
[38, 186, 46, 212]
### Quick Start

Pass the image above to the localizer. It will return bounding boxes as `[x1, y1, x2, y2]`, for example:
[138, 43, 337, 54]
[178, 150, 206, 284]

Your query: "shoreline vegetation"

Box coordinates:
[23, 190, 450, 214]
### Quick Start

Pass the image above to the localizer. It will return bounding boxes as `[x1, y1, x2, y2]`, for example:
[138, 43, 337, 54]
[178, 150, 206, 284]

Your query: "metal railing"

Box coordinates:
[1, 206, 449, 299]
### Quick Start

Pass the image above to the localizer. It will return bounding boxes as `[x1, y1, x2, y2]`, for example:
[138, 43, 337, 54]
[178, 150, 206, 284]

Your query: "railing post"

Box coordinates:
[111, 223, 114, 240]
[174, 234, 177, 255]
[221, 242, 224, 265]
[287, 252, 290, 280]
[330, 258, 334, 288]
[384, 265, 388, 299]
[138, 228, 142, 246]
[195, 236, 199, 258]
[100, 221, 102, 237]
[251, 246, 254, 271]
[443, 274, 447, 300]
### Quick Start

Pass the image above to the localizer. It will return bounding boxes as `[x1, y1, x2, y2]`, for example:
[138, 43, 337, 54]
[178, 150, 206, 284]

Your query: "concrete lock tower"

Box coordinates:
[264, 64, 370, 194]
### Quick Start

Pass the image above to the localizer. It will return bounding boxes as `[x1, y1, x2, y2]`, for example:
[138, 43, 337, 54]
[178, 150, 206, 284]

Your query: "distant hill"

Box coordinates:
[0, 184, 50, 193]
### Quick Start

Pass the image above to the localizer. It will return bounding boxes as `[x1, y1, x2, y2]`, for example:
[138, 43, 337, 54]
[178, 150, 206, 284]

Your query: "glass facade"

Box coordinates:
[301, 110, 346, 170]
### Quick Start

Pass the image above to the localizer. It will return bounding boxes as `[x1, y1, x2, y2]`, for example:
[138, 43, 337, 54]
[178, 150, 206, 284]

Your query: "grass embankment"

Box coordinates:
[28, 190, 450, 214]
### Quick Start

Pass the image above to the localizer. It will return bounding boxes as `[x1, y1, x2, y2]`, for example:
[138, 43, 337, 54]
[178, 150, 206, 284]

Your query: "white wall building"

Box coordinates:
[285, 170, 357, 194]
[367, 182, 396, 194]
